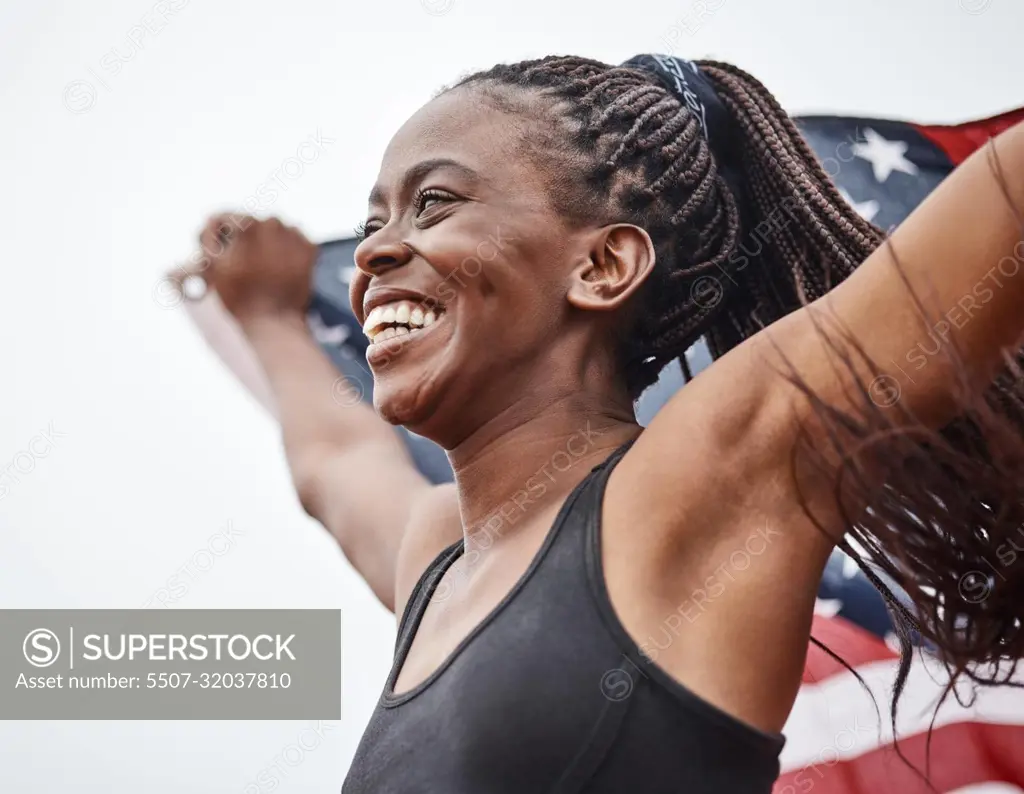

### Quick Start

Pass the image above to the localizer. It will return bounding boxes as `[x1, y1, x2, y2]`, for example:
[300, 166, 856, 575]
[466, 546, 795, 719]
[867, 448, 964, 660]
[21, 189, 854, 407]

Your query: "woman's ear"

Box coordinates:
[567, 224, 656, 312]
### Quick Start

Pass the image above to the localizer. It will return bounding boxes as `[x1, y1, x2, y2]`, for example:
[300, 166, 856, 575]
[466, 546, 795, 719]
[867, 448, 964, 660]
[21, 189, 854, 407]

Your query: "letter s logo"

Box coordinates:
[23, 628, 61, 667]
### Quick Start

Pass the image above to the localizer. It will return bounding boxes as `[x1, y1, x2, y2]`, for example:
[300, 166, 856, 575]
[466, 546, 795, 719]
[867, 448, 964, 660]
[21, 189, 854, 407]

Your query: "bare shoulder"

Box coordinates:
[599, 342, 835, 733]
[609, 332, 822, 558]
[393, 482, 462, 618]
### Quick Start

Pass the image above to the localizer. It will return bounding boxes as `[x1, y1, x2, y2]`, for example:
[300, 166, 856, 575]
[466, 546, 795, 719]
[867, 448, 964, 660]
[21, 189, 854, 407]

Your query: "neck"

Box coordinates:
[448, 390, 640, 551]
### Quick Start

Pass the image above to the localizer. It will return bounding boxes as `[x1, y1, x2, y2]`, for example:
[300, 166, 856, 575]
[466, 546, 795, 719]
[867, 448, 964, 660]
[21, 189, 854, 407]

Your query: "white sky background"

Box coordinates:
[0, 0, 1021, 791]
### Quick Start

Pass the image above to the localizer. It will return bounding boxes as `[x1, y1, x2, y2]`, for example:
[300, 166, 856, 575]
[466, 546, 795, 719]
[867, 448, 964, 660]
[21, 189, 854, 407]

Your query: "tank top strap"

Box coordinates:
[394, 539, 465, 655]
[394, 437, 637, 660]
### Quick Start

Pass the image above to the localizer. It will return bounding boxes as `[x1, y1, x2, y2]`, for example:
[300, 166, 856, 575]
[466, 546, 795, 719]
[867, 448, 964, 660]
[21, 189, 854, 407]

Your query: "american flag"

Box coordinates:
[185, 105, 1024, 793]
[771, 108, 1024, 794]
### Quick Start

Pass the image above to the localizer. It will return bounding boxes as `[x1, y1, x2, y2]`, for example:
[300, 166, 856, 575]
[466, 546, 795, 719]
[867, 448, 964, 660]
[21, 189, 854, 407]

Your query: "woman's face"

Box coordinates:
[351, 86, 618, 445]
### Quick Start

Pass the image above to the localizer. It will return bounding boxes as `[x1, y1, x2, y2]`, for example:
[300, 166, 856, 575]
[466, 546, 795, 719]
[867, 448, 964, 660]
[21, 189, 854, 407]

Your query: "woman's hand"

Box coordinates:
[169, 211, 451, 614]
[193, 213, 318, 324]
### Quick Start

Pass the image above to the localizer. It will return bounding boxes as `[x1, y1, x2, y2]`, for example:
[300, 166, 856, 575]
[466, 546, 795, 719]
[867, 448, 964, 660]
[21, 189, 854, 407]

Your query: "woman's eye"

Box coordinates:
[354, 221, 382, 242]
[416, 189, 453, 213]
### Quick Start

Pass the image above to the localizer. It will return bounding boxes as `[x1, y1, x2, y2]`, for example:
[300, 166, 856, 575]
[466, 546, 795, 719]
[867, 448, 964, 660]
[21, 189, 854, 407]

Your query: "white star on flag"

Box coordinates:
[813, 598, 844, 618]
[852, 127, 919, 183]
[838, 188, 881, 223]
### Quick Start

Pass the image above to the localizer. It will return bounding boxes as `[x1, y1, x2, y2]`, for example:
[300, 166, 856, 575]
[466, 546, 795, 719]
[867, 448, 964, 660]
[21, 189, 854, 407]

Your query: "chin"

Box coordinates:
[374, 383, 430, 427]
[365, 311, 461, 437]
[372, 365, 449, 434]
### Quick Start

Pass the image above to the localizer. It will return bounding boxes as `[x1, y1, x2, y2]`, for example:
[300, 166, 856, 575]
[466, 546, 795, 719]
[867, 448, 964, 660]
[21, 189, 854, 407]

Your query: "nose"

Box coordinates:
[354, 229, 414, 277]
[350, 228, 414, 321]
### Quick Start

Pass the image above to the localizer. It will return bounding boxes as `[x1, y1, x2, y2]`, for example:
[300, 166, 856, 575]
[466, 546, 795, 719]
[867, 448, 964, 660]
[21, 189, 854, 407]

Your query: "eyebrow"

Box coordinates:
[367, 157, 483, 207]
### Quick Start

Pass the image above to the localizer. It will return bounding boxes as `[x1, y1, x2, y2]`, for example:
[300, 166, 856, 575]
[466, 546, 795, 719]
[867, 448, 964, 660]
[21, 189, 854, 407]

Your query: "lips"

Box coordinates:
[358, 285, 449, 368]
[361, 286, 443, 323]
[362, 299, 443, 343]
[363, 307, 449, 375]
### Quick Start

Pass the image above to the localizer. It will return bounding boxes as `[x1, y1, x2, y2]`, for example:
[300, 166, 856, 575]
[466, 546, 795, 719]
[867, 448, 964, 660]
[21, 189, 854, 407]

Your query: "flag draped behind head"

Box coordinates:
[187, 103, 1024, 794]
[770, 111, 1024, 794]
[309, 105, 1024, 486]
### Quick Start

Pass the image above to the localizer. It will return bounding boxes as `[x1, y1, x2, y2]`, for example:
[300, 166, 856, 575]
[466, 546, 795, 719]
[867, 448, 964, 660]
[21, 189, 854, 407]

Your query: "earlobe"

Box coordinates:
[567, 224, 656, 312]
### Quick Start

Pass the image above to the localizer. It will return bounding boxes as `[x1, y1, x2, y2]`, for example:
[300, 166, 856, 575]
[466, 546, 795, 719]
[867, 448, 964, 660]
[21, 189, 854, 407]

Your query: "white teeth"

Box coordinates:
[363, 300, 445, 343]
[363, 306, 383, 336]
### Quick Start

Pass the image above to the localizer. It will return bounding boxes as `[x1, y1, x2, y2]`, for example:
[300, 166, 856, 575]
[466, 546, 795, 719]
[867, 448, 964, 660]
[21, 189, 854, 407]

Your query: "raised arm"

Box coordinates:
[608, 118, 1024, 733]
[631, 117, 1024, 552]
[174, 215, 460, 612]
[769, 118, 1024, 435]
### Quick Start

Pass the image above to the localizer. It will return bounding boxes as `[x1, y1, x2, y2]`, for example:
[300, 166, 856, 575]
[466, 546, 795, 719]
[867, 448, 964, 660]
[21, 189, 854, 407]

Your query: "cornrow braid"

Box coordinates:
[452, 56, 734, 393]
[448, 54, 1024, 772]
[452, 56, 890, 395]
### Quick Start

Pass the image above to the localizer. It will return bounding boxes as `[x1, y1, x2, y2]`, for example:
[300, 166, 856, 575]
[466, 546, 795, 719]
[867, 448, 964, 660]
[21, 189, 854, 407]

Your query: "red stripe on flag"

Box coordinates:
[804, 615, 897, 684]
[773, 722, 1024, 794]
[915, 107, 1024, 166]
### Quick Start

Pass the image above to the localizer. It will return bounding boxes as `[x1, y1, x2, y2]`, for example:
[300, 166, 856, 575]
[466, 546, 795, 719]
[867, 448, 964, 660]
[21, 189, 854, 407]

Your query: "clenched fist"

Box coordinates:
[181, 213, 318, 322]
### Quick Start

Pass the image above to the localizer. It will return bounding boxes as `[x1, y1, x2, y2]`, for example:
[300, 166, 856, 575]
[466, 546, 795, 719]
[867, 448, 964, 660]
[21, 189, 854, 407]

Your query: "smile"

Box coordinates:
[363, 300, 446, 345]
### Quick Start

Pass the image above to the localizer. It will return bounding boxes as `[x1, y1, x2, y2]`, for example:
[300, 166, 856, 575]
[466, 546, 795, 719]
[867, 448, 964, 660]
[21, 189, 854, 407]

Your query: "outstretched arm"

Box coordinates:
[173, 216, 460, 613]
[635, 117, 1024, 550]
[239, 310, 449, 613]
[767, 117, 1024, 436]
[608, 118, 1024, 734]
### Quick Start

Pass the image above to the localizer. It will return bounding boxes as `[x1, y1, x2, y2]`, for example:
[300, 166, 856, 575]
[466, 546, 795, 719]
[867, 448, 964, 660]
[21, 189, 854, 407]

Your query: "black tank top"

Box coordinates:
[343, 440, 785, 793]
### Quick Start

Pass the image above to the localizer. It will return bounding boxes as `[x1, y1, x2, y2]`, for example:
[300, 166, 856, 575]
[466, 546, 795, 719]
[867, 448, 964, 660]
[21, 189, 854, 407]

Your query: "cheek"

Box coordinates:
[427, 216, 569, 327]
[477, 280, 564, 362]
[428, 249, 502, 308]
[349, 271, 370, 319]
[417, 229, 500, 302]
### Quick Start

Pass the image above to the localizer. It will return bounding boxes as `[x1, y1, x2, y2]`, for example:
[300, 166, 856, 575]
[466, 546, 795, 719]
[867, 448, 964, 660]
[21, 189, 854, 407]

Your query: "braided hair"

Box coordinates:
[451, 56, 884, 396]
[447, 55, 1024, 770]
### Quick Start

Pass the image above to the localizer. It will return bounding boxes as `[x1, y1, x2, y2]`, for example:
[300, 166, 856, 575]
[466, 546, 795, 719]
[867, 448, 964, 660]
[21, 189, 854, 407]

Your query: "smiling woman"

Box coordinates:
[176, 54, 1024, 794]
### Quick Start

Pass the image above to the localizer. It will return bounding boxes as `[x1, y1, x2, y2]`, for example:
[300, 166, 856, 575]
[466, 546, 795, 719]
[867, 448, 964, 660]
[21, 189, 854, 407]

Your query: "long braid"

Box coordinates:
[449, 56, 1024, 750]
[454, 57, 890, 389]
[454, 56, 738, 391]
